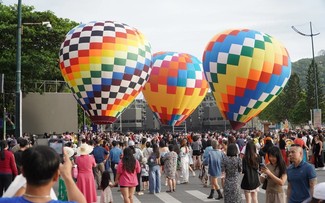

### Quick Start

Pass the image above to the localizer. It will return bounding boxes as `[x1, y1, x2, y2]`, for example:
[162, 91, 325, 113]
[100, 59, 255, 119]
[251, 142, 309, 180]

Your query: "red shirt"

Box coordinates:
[0, 150, 18, 176]
[117, 160, 141, 187]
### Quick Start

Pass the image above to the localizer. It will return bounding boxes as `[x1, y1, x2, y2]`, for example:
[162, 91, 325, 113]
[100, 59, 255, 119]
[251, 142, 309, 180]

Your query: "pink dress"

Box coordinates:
[75, 155, 97, 203]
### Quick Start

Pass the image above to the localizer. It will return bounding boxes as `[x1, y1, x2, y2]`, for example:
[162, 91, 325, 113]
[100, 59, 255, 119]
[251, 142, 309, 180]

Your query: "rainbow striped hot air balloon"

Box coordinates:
[59, 21, 152, 124]
[143, 52, 209, 126]
[203, 29, 291, 130]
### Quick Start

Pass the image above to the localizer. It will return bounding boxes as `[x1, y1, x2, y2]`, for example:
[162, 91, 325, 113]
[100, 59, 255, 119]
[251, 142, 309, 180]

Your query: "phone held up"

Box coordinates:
[48, 138, 64, 163]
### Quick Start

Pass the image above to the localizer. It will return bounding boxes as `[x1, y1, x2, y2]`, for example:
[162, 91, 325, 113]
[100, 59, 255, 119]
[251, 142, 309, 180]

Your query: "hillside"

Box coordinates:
[291, 54, 325, 91]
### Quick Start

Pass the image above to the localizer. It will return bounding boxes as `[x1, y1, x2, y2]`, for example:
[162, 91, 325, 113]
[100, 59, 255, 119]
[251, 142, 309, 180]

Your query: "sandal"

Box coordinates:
[166, 190, 172, 193]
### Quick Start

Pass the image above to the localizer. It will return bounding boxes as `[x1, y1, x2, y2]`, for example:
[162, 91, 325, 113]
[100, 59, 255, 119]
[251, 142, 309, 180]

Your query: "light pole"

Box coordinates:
[292, 22, 320, 109]
[15, 0, 52, 138]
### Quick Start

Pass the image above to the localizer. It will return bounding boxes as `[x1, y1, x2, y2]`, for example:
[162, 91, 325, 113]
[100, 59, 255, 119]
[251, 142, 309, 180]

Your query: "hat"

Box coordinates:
[77, 144, 93, 156]
[313, 182, 325, 200]
[129, 140, 135, 146]
[64, 147, 75, 158]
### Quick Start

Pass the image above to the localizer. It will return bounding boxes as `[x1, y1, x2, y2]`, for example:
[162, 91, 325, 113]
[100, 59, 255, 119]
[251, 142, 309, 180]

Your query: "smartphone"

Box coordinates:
[259, 163, 266, 168]
[48, 139, 64, 162]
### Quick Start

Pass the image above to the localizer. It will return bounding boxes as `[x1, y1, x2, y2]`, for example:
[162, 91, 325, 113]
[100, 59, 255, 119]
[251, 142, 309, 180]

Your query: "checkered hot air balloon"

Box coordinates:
[143, 52, 209, 126]
[59, 21, 152, 124]
[203, 29, 291, 130]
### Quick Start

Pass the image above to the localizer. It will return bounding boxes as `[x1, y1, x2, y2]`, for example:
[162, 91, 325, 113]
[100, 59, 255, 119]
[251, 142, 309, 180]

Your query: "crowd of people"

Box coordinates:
[0, 129, 325, 203]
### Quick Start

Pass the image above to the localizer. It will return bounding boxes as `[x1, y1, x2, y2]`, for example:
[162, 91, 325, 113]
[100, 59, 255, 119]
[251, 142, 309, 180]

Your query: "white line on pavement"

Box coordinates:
[185, 190, 218, 202]
[155, 192, 182, 203]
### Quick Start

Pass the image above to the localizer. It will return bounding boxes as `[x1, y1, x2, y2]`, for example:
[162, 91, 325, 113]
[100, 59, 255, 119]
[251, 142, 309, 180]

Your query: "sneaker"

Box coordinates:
[192, 171, 196, 177]
[137, 192, 144, 195]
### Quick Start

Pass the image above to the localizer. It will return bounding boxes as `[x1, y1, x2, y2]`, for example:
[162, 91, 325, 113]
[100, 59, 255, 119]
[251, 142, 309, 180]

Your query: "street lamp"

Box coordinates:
[291, 22, 320, 109]
[15, 0, 52, 138]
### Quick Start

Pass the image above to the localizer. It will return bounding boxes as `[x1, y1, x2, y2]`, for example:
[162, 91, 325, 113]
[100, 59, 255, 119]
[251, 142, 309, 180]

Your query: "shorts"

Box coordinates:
[142, 176, 149, 182]
[193, 150, 201, 156]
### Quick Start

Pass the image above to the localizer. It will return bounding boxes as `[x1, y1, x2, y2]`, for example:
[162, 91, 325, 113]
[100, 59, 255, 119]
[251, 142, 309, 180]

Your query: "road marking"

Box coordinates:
[186, 190, 218, 202]
[118, 194, 141, 203]
[155, 192, 182, 203]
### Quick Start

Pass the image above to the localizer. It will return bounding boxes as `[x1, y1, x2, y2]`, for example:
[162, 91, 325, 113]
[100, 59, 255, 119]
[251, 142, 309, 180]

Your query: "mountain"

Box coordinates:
[291, 54, 325, 91]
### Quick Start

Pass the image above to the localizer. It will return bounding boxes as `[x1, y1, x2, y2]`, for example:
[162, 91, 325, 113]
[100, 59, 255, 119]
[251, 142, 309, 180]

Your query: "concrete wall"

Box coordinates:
[22, 93, 78, 135]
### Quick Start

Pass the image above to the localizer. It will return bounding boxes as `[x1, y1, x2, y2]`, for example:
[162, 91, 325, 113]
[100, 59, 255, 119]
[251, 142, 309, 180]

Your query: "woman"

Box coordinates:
[222, 143, 242, 203]
[241, 141, 261, 203]
[313, 134, 324, 168]
[148, 144, 161, 194]
[0, 140, 18, 197]
[179, 138, 191, 184]
[114, 147, 141, 203]
[163, 144, 178, 192]
[260, 146, 287, 203]
[75, 143, 97, 203]
[207, 139, 223, 200]
[279, 134, 288, 166]
[191, 135, 202, 170]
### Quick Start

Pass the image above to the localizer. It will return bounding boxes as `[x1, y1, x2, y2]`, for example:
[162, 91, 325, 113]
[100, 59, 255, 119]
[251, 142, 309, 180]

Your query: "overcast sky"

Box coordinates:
[4, 0, 325, 62]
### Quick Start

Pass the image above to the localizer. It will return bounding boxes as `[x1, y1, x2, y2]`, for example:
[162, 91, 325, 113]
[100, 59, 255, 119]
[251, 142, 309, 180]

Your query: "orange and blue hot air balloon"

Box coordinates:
[203, 29, 291, 130]
[143, 52, 209, 126]
[59, 21, 152, 124]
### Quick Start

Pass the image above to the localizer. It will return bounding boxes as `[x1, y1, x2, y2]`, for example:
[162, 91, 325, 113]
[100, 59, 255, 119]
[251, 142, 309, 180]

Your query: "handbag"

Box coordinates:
[262, 178, 268, 190]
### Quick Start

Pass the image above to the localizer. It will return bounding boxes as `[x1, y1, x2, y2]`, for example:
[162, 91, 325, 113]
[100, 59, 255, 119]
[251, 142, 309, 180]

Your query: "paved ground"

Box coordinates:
[54, 168, 325, 203]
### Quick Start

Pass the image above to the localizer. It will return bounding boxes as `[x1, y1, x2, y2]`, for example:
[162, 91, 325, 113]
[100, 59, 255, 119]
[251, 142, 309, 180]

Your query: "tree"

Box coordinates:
[0, 4, 78, 113]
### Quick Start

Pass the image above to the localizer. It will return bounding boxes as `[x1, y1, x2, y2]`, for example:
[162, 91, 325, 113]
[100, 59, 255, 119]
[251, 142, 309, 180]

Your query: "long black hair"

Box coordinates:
[122, 147, 136, 173]
[0, 140, 7, 160]
[100, 170, 111, 190]
[267, 146, 286, 177]
[244, 141, 259, 169]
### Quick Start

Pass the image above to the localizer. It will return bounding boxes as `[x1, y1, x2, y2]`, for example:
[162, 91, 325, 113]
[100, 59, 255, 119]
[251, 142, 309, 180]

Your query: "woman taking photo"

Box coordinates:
[114, 147, 141, 203]
[260, 146, 287, 203]
[241, 141, 260, 203]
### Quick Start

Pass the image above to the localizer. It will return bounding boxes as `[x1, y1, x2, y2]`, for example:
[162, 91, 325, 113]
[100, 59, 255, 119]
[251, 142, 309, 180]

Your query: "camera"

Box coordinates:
[48, 138, 64, 162]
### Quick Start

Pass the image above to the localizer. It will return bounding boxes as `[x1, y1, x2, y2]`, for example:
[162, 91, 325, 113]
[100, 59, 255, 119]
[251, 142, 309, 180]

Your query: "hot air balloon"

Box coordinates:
[142, 52, 209, 126]
[203, 29, 291, 130]
[59, 21, 152, 124]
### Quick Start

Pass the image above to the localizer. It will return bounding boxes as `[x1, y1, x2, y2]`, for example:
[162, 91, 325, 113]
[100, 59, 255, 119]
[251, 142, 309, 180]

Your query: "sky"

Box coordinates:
[3, 0, 325, 62]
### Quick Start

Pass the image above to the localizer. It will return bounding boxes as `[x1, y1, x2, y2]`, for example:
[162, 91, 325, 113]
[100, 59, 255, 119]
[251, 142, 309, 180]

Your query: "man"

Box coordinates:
[109, 140, 122, 183]
[0, 145, 86, 203]
[287, 144, 317, 203]
[14, 138, 29, 174]
[91, 139, 108, 189]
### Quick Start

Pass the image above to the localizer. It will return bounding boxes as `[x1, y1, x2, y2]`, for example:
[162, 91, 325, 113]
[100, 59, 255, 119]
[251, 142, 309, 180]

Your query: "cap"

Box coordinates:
[129, 140, 135, 146]
[313, 182, 325, 200]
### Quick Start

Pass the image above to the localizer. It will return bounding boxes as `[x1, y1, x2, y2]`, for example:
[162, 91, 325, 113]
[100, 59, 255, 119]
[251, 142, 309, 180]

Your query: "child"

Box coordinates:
[100, 171, 113, 203]
[141, 158, 149, 191]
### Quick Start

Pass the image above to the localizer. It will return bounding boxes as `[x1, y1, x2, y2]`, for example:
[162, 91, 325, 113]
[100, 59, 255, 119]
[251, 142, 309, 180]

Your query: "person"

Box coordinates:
[313, 135, 324, 169]
[201, 139, 212, 187]
[221, 143, 242, 203]
[309, 182, 325, 203]
[287, 144, 317, 203]
[206, 139, 223, 200]
[91, 139, 109, 189]
[109, 140, 123, 183]
[163, 144, 178, 192]
[140, 158, 149, 191]
[279, 133, 288, 166]
[129, 140, 144, 195]
[13, 138, 29, 174]
[0, 140, 18, 197]
[179, 138, 190, 184]
[75, 143, 97, 203]
[241, 141, 261, 203]
[191, 135, 202, 170]
[0, 145, 86, 203]
[100, 171, 113, 203]
[113, 147, 141, 203]
[148, 143, 161, 194]
[260, 146, 287, 203]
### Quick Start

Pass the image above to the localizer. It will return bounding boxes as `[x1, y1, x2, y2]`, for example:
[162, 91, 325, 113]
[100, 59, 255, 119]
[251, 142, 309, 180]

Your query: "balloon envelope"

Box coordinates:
[203, 29, 291, 130]
[59, 21, 152, 124]
[143, 52, 209, 126]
